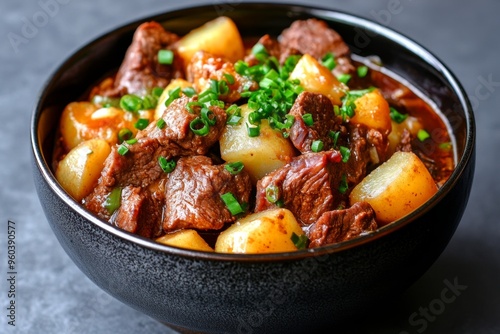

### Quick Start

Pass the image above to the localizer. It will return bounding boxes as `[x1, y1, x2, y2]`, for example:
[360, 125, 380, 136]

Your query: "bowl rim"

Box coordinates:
[31, 2, 475, 262]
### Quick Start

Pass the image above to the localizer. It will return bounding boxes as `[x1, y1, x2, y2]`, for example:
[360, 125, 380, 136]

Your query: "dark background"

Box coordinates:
[1, 0, 499, 333]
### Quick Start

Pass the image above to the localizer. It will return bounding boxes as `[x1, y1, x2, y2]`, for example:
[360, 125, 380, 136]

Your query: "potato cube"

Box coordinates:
[289, 54, 347, 105]
[173, 16, 245, 69]
[55, 139, 111, 201]
[215, 208, 305, 254]
[349, 151, 438, 226]
[156, 230, 214, 252]
[351, 89, 392, 135]
[219, 104, 297, 183]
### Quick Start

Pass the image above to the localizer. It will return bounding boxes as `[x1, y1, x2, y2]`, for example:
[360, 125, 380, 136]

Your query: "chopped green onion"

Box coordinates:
[218, 80, 230, 95]
[220, 192, 244, 215]
[333, 105, 340, 116]
[439, 142, 452, 151]
[251, 43, 269, 62]
[291, 232, 309, 250]
[223, 73, 235, 85]
[164, 86, 181, 107]
[264, 69, 280, 81]
[104, 187, 122, 215]
[186, 101, 203, 114]
[158, 49, 174, 65]
[321, 52, 336, 71]
[209, 79, 219, 94]
[197, 89, 219, 104]
[302, 113, 314, 126]
[246, 123, 260, 137]
[156, 118, 166, 129]
[417, 129, 431, 142]
[134, 118, 149, 130]
[226, 104, 241, 118]
[259, 77, 278, 89]
[118, 128, 133, 143]
[283, 114, 295, 129]
[234, 60, 248, 75]
[337, 100, 355, 120]
[141, 95, 156, 110]
[329, 130, 340, 148]
[247, 111, 261, 125]
[390, 107, 408, 124]
[311, 140, 324, 152]
[252, 43, 268, 56]
[226, 104, 242, 125]
[125, 138, 138, 145]
[346, 87, 376, 99]
[337, 74, 352, 85]
[265, 184, 280, 204]
[120, 94, 142, 113]
[182, 87, 196, 97]
[189, 118, 210, 136]
[227, 115, 242, 125]
[225, 161, 244, 175]
[92, 95, 120, 108]
[204, 99, 225, 108]
[201, 107, 217, 126]
[117, 144, 129, 156]
[339, 146, 350, 163]
[338, 174, 348, 194]
[275, 199, 285, 208]
[357, 66, 369, 78]
[152, 87, 164, 99]
[158, 156, 176, 173]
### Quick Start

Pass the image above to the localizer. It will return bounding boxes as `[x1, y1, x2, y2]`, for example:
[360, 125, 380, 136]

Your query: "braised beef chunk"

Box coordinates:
[187, 51, 258, 104]
[139, 95, 227, 157]
[107, 139, 166, 187]
[244, 34, 301, 65]
[244, 35, 280, 66]
[112, 186, 164, 238]
[289, 92, 341, 153]
[279, 19, 354, 75]
[100, 21, 182, 96]
[343, 124, 371, 186]
[255, 151, 343, 226]
[307, 202, 378, 248]
[340, 123, 389, 187]
[163, 156, 252, 232]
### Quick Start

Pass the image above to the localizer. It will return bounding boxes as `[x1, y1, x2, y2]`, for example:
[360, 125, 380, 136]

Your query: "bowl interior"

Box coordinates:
[32, 3, 474, 260]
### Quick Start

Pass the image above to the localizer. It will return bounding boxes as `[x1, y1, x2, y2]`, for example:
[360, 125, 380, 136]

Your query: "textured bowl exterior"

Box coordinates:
[31, 3, 475, 333]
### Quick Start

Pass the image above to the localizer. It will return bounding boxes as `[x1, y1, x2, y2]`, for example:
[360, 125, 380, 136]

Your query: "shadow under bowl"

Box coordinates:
[31, 3, 475, 333]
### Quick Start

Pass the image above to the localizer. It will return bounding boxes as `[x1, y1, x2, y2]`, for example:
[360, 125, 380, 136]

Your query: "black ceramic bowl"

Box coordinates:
[31, 3, 475, 333]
